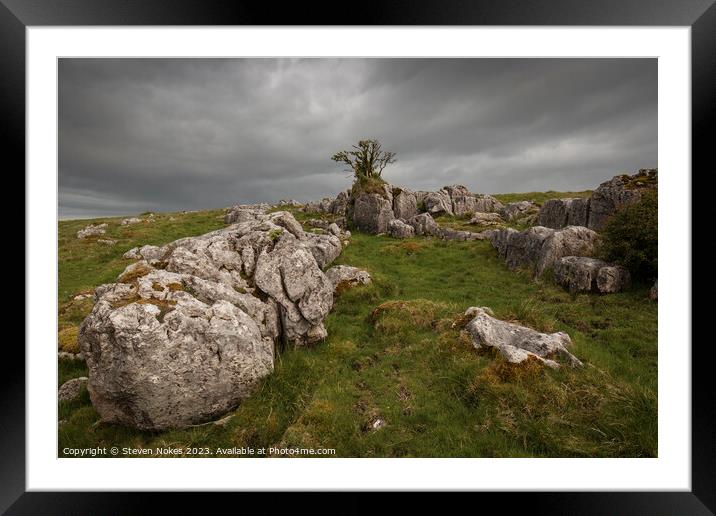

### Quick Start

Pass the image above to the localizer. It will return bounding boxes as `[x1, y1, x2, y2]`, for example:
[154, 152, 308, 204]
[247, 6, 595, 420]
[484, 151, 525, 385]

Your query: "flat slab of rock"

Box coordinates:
[554, 256, 631, 294]
[325, 265, 372, 293]
[121, 217, 143, 225]
[462, 307, 582, 368]
[58, 377, 88, 402]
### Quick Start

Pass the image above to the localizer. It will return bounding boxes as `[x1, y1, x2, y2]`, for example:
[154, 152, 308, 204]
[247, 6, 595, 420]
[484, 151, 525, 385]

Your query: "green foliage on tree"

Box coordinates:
[331, 139, 396, 181]
[598, 189, 658, 282]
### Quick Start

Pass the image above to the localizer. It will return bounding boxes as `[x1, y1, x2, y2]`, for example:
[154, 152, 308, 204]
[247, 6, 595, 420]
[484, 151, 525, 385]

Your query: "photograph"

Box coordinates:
[56, 57, 660, 459]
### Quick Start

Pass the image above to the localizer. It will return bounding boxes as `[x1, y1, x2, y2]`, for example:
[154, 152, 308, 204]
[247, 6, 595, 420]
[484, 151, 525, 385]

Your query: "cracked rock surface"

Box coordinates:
[462, 307, 582, 368]
[79, 210, 341, 430]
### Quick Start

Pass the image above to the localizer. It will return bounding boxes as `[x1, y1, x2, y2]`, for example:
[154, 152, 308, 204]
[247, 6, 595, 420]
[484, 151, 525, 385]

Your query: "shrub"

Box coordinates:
[598, 189, 657, 282]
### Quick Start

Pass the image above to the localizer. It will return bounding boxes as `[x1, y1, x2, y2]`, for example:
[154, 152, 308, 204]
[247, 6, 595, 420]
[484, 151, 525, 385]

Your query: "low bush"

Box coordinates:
[598, 189, 657, 282]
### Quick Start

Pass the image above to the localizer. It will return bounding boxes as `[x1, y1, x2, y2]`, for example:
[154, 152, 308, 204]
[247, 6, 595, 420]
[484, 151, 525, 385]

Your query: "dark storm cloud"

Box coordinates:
[58, 58, 657, 219]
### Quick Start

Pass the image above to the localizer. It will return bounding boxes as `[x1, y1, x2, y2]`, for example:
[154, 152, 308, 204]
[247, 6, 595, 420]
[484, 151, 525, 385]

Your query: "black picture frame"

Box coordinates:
[6, 0, 712, 513]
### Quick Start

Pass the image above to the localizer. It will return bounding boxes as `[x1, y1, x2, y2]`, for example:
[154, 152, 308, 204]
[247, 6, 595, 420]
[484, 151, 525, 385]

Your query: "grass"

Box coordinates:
[57, 200, 657, 458]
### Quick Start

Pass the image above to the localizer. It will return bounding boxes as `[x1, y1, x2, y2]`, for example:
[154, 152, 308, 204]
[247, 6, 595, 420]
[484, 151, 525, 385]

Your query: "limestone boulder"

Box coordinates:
[78, 210, 341, 430]
[77, 223, 107, 239]
[406, 212, 441, 237]
[491, 225, 599, 278]
[422, 190, 453, 216]
[58, 377, 88, 402]
[554, 256, 630, 294]
[462, 307, 581, 368]
[352, 193, 395, 234]
[392, 189, 418, 220]
[388, 219, 415, 239]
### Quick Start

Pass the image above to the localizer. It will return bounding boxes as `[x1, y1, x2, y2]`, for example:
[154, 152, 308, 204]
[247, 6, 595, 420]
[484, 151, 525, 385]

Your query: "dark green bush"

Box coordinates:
[598, 189, 657, 282]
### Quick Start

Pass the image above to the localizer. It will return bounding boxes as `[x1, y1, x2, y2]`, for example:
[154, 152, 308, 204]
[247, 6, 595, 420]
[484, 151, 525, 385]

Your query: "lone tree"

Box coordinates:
[331, 139, 396, 181]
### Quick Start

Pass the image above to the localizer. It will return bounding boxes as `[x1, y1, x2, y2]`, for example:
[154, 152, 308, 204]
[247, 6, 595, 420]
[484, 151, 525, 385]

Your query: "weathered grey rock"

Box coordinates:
[58, 377, 88, 402]
[470, 212, 503, 226]
[78, 210, 343, 430]
[596, 265, 631, 294]
[388, 219, 415, 239]
[80, 297, 274, 431]
[463, 307, 581, 368]
[224, 204, 268, 225]
[554, 256, 630, 294]
[325, 265, 372, 292]
[303, 232, 342, 268]
[406, 213, 441, 237]
[422, 190, 453, 216]
[123, 244, 165, 261]
[537, 198, 590, 229]
[392, 189, 418, 219]
[97, 239, 117, 246]
[277, 199, 301, 207]
[330, 190, 351, 217]
[444, 185, 473, 216]
[491, 225, 599, 277]
[302, 197, 334, 214]
[650, 280, 658, 301]
[439, 228, 485, 241]
[121, 217, 143, 225]
[306, 219, 330, 229]
[536, 226, 599, 277]
[327, 223, 341, 237]
[352, 193, 395, 234]
[472, 194, 504, 213]
[77, 223, 107, 239]
[254, 235, 333, 346]
[588, 170, 655, 230]
[500, 201, 539, 222]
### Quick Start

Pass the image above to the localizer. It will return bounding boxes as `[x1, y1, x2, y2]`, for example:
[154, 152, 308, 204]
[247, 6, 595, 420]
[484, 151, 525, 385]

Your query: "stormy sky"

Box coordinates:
[58, 58, 657, 219]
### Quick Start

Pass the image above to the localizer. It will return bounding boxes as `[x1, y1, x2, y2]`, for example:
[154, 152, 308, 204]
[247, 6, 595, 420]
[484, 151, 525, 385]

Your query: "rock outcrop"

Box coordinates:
[537, 198, 590, 229]
[588, 170, 655, 231]
[462, 307, 581, 368]
[121, 217, 143, 225]
[491, 225, 600, 277]
[536, 169, 657, 231]
[77, 223, 107, 239]
[79, 209, 343, 430]
[553, 256, 631, 294]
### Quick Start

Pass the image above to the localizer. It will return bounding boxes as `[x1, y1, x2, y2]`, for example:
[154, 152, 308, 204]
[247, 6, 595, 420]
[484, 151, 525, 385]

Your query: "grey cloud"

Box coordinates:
[59, 58, 656, 219]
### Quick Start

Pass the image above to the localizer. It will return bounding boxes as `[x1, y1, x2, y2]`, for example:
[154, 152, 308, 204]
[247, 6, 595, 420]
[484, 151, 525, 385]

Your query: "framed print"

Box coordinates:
[6, 0, 713, 512]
